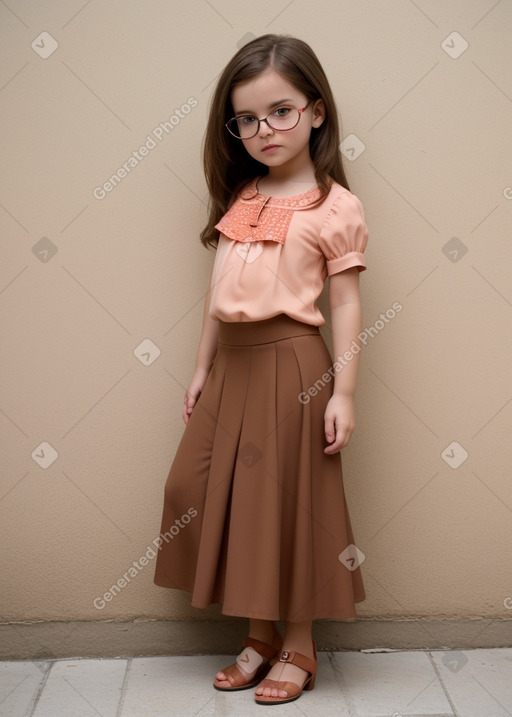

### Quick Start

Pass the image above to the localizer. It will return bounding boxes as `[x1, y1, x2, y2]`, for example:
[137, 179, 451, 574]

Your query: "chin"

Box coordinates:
[258, 155, 287, 166]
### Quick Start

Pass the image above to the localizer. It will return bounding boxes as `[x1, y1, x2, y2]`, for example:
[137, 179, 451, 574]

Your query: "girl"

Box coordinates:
[154, 34, 368, 706]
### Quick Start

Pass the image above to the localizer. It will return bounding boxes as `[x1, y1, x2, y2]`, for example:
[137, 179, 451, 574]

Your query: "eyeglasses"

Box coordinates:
[225, 103, 310, 139]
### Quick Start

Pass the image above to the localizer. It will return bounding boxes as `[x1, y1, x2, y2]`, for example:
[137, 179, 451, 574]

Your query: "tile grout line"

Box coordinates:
[115, 657, 132, 717]
[329, 649, 464, 717]
[426, 651, 460, 717]
[27, 660, 54, 717]
[326, 650, 359, 717]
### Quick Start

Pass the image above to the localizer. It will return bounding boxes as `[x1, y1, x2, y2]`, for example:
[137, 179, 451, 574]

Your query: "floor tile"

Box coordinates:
[120, 656, 221, 717]
[333, 650, 454, 716]
[32, 658, 127, 717]
[430, 648, 512, 717]
[0, 661, 49, 717]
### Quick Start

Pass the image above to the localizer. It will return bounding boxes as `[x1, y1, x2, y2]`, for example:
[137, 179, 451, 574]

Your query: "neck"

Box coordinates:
[262, 153, 317, 193]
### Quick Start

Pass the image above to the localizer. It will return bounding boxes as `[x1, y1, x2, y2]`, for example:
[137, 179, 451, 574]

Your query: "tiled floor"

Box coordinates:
[0, 648, 510, 716]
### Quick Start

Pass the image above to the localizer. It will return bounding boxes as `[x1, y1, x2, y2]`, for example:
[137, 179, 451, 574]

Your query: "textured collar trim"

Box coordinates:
[214, 177, 326, 246]
[238, 176, 324, 208]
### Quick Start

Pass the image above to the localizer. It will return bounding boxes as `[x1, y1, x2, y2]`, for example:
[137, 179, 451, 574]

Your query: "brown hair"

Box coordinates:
[200, 34, 351, 248]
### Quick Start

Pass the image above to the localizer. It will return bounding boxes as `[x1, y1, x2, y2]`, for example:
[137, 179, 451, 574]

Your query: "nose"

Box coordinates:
[258, 118, 274, 137]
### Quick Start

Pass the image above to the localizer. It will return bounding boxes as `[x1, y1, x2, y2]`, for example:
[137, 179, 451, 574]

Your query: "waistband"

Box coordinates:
[218, 314, 320, 346]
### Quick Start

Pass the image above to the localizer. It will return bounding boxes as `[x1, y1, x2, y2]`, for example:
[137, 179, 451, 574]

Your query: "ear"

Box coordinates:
[311, 98, 326, 128]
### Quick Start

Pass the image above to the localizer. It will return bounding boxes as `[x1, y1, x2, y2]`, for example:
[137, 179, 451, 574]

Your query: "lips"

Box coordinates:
[262, 144, 280, 152]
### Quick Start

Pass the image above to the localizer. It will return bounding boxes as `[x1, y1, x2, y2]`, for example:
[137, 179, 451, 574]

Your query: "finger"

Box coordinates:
[182, 394, 196, 424]
[324, 414, 336, 444]
[327, 424, 354, 453]
[324, 432, 342, 454]
[324, 423, 350, 454]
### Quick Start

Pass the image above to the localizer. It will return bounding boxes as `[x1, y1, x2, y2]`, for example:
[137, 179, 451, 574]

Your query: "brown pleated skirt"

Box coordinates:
[153, 314, 365, 621]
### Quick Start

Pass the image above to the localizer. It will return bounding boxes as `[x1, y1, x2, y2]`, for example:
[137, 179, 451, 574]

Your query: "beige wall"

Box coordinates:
[1, 1, 511, 632]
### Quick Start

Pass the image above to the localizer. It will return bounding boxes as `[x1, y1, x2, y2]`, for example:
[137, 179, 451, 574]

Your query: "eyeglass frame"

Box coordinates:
[225, 101, 311, 140]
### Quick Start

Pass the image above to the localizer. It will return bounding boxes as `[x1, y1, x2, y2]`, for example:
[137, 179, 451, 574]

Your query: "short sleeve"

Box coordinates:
[318, 190, 369, 276]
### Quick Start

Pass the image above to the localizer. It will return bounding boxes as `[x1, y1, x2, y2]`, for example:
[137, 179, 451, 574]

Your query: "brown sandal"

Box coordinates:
[213, 624, 283, 691]
[254, 641, 317, 705]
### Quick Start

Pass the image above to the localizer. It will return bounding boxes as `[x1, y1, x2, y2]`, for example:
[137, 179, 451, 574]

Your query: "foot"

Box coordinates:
[214, 647, 263, 689]
[213, 624, 282, 691]
[254, 641, 317, 702]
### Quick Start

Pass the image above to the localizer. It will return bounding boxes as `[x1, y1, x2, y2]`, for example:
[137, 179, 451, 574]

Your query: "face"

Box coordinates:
[229, 66, 325, 173]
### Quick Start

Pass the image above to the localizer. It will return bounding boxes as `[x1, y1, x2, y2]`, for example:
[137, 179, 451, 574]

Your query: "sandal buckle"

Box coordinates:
[280, 651, 290, 662]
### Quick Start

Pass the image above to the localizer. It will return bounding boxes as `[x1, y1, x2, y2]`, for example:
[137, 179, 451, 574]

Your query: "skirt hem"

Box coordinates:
[154, 580, 366, 622]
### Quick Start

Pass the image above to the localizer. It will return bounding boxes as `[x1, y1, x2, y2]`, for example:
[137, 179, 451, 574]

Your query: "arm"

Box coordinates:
[324, 266, 362, 454]
[182, 282, 219, 423]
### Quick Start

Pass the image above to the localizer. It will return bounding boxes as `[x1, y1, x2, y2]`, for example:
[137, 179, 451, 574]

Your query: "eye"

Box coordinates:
[273, 107, 291, 117]
[239, 115, 257, 125]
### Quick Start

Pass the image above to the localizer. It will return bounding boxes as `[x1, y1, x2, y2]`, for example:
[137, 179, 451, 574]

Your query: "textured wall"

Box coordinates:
[1, 1, 511, 630]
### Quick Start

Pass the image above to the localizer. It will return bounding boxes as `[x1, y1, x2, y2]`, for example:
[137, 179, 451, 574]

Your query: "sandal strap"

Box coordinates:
[277, 641, 317, 677]
[243, 635, 280, 662]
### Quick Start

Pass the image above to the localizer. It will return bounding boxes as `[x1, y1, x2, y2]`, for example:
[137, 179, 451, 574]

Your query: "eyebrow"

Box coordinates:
[234, 98, 295, 115]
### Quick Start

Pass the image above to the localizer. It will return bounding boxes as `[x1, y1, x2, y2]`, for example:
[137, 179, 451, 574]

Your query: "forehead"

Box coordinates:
[230, 67, 302, 112]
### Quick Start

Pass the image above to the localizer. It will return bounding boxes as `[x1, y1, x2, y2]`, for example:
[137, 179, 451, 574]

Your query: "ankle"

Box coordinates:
[282, 641, 314, 659]
[281, 635, 314, 660]
[281, 620, 314, 658]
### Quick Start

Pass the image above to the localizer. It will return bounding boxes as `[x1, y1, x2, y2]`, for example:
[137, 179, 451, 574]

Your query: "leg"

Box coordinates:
[255, 620, 316, 701]
[247, 618, 275, 644]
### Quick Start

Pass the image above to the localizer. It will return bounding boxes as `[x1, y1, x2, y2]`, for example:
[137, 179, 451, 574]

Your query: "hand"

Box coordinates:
[182, 367, 209, 424]
[324, 394, 355, 454]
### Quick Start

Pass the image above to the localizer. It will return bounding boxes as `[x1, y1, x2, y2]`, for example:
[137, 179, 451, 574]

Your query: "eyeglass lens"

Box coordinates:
[227, 107, 302, 139]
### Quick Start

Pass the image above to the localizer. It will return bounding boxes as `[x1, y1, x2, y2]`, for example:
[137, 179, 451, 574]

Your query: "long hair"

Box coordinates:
[200, 34, 350, 248]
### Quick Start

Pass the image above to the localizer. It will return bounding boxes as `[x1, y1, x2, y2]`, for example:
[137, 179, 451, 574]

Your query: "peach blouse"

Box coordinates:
[208, 177, 369, 326]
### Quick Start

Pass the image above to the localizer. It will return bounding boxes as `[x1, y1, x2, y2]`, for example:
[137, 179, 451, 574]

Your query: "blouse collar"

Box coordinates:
[239, 176, 324, 209]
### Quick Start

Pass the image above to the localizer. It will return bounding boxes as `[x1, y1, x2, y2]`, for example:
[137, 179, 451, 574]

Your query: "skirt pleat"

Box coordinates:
[154, 314, 365, 621]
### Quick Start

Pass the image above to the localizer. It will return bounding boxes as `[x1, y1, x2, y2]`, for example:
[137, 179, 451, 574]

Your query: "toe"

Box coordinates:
[214, 670, 234, 688]
[256, 681, 271, 696]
